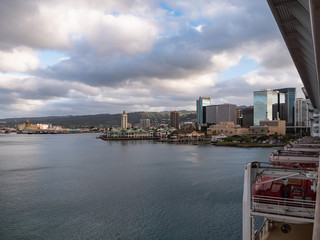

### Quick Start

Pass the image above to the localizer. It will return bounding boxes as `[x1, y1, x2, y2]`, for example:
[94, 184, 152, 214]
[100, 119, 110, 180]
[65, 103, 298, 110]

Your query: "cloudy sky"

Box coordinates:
[0, 0, 303, 118]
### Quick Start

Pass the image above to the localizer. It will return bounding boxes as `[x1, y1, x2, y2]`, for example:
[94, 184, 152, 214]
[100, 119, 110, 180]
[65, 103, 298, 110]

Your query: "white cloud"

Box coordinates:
[40, 5, 159, 55]
[0, 1, 159, 55]
[210, 51, 242, 73]
[58, 57, 71, 63]
[0, 47, 39, 72]
[192, 24, 205, 32]
[243, 40, 294, 70]
[88, 14, 159, 55]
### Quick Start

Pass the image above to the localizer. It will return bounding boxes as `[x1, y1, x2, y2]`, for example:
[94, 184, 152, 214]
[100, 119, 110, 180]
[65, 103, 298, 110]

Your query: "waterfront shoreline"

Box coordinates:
[99, 136, 287, 148]
[99, 136, 159, 140]
[213, 142, 287, 148]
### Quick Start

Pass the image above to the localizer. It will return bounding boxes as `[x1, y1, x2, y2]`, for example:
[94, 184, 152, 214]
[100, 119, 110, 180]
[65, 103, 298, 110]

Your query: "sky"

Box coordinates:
[0, 0, 304, 118]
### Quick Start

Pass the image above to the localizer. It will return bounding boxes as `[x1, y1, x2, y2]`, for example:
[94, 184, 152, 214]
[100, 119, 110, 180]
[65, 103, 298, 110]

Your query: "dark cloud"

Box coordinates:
[199, 2, 279, 51]
[0, 90, 19, 108]
[35, 37, 212, 86]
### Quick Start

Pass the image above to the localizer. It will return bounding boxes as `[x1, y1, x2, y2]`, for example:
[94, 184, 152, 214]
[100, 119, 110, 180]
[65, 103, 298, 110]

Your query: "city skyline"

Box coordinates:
[0, 0, 304, 118]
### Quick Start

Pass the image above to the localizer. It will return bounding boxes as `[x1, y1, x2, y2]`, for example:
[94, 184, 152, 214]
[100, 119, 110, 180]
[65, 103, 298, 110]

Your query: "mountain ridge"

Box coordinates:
[0, 111, 196, 128]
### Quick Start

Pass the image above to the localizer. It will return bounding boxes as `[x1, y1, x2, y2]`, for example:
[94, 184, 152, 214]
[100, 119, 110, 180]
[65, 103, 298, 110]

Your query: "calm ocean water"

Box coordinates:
[0, 133, 272, 240]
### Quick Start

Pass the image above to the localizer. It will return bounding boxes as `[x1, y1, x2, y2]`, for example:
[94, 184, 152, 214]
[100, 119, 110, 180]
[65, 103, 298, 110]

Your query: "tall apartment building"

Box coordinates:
[121, 110, 128, 129]
[206, 104, 237, 124]
[140, 119, 150, 129]
[170, 111, 180, 129]
[253, 89, 285, 125]
[196, 97, 211, 124]
[295, 98, 309, 127]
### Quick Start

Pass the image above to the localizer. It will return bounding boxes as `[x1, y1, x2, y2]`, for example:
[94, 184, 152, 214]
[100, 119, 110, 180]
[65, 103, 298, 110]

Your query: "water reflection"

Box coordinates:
[186, 152, 205, 163]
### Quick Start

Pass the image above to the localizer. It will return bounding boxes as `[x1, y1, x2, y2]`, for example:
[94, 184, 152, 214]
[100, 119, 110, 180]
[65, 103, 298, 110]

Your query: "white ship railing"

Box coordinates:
[252, 195, 316, 219]
[271, 150, 319, 157]
[285, 147, 320, 152]
[288, 143, 320, 149]
[269, 151, 319, 166]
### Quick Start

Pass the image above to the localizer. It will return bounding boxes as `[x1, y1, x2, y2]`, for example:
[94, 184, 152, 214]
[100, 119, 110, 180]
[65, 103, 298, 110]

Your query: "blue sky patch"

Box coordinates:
[189, 21, 204, 28]
[38, 50, 67, 67]
[218, 56, 258, 80]
[160, 2, 182, 16]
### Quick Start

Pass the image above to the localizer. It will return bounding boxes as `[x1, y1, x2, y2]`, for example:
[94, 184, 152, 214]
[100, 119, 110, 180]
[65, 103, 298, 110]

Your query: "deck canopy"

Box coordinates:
[267, 0, 320, 109]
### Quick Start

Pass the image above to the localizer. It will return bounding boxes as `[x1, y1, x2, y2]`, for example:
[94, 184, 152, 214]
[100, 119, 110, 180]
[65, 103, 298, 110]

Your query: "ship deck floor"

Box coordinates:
[265, 222, 313, 240]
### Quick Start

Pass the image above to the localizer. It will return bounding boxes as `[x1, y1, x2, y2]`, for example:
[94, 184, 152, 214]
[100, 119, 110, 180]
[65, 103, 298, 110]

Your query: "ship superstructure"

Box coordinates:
[242, 0, 320, 238]
[243, 137, 319, 239]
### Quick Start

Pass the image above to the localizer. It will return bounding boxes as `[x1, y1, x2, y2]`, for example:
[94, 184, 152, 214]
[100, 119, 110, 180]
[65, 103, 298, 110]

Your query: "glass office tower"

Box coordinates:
[196, 97, 211, 124]
[274, 88, 296, 126]
[254, 90, 273, 126]
[272, 92, 286, 121]
[253, 90, 285, 125]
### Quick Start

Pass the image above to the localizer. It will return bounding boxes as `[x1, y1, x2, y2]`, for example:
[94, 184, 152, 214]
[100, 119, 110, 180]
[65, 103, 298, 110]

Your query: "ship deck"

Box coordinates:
[264, 222, 313, 240]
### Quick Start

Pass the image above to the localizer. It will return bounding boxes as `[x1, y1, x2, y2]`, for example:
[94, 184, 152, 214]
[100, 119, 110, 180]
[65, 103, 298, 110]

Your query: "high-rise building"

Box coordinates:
[274, 88, 296, 126]
[254, 90, 274, 125]
[203, 106, 207, 124]
[121, 110, 128, 129]
[295, 98, 309, 127]
[206, 104, 237, 124]
[302, 87, 319, 137]
[206, 105, 218, 124]
[253, 89, 285, 125]
[218, 104, 236, 123]
[271, 91, 286, 121]
[236, 109, 242, 126]
[196, 97, 211, 124]
[242, 107, 254, 127]
[170, 111, 180, 129]
[140, 119, 151, 129]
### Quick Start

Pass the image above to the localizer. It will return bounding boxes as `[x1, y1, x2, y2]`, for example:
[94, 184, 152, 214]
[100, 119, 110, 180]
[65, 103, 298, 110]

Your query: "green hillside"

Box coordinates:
[0, 111, 196, 128]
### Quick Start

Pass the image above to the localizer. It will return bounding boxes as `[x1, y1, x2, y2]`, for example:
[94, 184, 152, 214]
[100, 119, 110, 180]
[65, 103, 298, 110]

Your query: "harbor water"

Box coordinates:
[0, 133, 272, 240]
